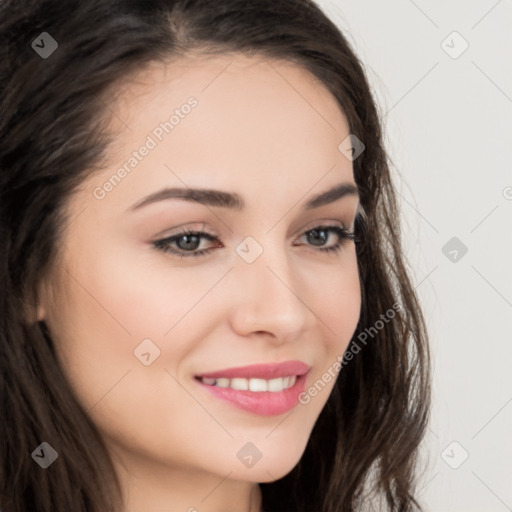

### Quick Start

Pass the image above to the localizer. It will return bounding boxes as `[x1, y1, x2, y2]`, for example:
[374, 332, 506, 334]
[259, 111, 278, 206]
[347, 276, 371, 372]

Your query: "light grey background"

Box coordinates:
[320, 1, 512, 511]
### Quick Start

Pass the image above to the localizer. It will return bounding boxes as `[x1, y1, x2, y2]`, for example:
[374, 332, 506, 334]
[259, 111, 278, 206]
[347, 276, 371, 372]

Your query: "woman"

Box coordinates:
[0, 0, 431, 511]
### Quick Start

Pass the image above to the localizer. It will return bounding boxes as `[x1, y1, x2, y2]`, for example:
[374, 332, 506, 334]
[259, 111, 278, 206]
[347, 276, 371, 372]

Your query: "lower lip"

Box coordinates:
[194, 374, 308, 416]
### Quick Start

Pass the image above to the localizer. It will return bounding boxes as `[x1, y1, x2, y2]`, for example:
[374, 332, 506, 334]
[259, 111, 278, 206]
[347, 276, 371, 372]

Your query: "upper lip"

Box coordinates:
[196, 360, 311, 380]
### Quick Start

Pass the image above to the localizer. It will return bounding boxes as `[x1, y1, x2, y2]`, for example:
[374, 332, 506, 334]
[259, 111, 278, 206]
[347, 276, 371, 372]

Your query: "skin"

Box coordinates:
[36, 53, 362, 512]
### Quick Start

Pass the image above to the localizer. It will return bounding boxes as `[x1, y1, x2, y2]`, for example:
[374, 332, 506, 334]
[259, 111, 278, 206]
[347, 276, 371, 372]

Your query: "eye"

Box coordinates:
[152, 224, 357, 259]
[152, 228, 220, 258]
[295, 225, 356, 254]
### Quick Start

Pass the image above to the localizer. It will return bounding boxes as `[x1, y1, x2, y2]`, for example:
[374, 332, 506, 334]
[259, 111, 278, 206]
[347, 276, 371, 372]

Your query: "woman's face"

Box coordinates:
[38, 53, 361, 491]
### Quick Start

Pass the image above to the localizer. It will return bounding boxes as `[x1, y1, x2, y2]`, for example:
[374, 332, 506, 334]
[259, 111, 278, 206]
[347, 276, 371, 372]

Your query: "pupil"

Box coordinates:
[178, 234, 200, 250]
[308, 229, 327, 246]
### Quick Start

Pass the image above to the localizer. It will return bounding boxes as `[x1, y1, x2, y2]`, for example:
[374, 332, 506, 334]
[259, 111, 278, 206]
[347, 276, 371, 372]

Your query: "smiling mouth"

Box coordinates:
[195, 375, 298, 392]
[193, 365, 309, 416]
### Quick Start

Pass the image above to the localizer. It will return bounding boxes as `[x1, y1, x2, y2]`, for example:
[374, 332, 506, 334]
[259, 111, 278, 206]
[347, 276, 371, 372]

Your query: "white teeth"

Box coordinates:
[199, 375, 298, 392]
[249, 378, 267, 392]
[268, 377, 284, 392]
[230, 378, 249, 391]
[215, 378, 230, 388]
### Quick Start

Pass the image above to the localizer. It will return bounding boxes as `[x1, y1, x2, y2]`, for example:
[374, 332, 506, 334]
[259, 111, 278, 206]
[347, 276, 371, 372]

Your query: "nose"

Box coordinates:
[228, 241, 314, 344]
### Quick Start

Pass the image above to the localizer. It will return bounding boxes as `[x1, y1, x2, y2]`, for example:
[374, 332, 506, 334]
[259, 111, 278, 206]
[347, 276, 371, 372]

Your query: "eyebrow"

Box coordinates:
[128, 182, 359, 212]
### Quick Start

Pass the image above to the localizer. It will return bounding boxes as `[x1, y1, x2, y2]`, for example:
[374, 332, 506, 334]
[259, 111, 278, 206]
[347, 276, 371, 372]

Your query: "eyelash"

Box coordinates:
[152, 224, 357, 259]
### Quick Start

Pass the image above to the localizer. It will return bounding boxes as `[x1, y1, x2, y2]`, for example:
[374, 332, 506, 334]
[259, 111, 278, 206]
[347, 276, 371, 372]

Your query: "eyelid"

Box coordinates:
[293, 218, 350, 236]
[154, 221, 213, 239]
[154, 217, 351, 243]
[151, 219, 356, 259]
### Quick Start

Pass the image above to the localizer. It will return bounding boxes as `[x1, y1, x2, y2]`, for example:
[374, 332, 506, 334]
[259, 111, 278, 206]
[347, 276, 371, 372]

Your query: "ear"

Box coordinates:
[22, 298, 45, 325]
[36, 303, 47, 321]
[24, 280, 50, 324]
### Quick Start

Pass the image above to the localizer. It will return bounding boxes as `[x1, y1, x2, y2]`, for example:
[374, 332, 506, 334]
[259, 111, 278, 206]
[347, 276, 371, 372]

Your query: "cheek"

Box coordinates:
[292, 253, 360, 416]
[301, 249, 361, 350]
[67, 241, 222, 343]
[324, 273, 361, 351]
[49, 248, 233, 426]
[45, 251, 216, 448]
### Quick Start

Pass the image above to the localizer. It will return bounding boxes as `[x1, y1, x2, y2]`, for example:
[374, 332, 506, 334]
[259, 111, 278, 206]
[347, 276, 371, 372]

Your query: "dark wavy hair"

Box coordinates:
[0, 0, 431, 511]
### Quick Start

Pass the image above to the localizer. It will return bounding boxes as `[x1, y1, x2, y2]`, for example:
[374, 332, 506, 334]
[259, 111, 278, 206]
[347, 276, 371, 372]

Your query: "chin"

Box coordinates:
[229, 446, 306, 483]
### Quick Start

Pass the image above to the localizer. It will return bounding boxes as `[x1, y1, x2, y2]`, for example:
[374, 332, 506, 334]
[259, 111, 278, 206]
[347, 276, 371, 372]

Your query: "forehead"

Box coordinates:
[110, 51, 346, 124]
[81, 52, 354, 214]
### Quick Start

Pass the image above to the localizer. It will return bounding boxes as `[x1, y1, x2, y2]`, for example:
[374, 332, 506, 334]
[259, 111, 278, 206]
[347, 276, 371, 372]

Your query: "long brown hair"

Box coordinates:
[0, 0, 431, 510]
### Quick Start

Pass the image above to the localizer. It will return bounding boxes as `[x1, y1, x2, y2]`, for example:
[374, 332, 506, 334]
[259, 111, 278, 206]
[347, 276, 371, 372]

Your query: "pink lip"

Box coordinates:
[195, 360, 311, 379]
[194, 360, 311, 416]
[195, 373, 308, 416]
